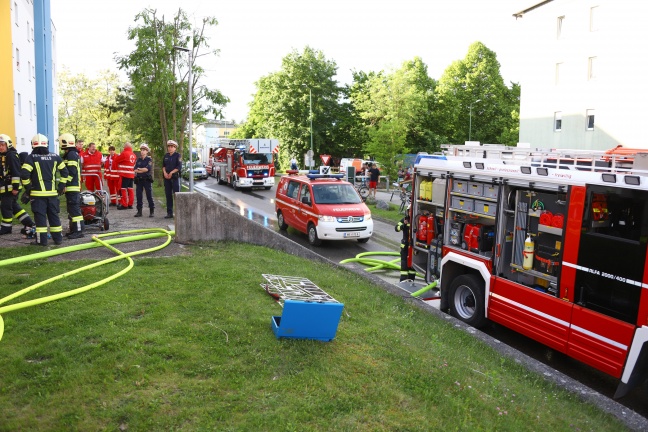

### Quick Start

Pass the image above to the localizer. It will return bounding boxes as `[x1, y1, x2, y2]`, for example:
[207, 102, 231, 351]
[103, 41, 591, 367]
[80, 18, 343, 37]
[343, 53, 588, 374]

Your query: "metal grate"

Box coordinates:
[261, 274, 339, 304]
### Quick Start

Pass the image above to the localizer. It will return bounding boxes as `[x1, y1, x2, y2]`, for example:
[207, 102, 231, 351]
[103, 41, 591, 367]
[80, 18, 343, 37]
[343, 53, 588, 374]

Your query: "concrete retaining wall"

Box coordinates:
[174, 192, 325, 262]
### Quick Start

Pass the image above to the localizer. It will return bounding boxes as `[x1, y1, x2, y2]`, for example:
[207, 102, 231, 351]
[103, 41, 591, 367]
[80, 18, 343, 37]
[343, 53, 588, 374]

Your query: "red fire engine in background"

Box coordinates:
[409, 142, 648, 398]
[206, 139, 279, 191]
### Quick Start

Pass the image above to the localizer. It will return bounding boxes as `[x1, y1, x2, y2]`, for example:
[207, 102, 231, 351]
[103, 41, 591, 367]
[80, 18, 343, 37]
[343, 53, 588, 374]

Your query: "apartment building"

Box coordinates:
[0, 0, 57, 153]
[515, 0, 648, 150]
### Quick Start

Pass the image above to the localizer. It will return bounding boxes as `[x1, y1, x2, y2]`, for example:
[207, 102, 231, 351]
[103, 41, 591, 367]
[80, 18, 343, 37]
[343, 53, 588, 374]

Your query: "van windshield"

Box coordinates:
[312, 184, 363, 204]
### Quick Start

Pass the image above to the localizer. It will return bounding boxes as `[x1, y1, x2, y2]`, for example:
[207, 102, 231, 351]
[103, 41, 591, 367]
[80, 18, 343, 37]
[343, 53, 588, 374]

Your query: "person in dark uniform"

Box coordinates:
[162, 140, 182, 219]
[0, 133, 34, 235]
[395, 210, 416, 282]
[59, 133, 84, 239]
[20, 134, 68, 246]
[134, 143, 155, 218]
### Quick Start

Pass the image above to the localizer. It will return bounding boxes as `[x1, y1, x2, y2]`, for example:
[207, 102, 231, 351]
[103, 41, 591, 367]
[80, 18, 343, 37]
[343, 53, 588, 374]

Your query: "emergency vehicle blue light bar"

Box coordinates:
[415, 154, 447, 165]
[306, 173, 345, 180]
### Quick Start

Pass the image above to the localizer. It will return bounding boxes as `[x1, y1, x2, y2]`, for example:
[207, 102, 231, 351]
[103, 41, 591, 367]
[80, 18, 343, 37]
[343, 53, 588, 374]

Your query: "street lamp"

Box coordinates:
[174, 43, 194, 192]
[469, 99, 481, 142]
[302, 84, 313, 169]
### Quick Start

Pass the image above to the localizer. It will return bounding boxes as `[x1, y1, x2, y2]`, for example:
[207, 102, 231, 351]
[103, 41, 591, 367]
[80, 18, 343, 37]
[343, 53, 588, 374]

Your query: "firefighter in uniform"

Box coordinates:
[162, 140, 182, 219]
[0, 134, 34, 234]
[395, 211, 416, 282]
[81, 142, 102, 191]
[134, 143, 155, 217]
[115, 142, 136, 209]
[20, 134, 68, 246]
[104, 145, 120, 206]
[59, 133, 84, 239]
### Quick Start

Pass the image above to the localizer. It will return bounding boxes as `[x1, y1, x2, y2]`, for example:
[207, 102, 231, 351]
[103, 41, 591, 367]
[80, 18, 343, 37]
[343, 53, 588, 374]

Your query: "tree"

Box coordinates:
[239, 46, 342, 169]
[116, 8, 228, 160]
[57, 69, 130, 150]
[351, 58, 431, 178]
[434, 42, 519, 145]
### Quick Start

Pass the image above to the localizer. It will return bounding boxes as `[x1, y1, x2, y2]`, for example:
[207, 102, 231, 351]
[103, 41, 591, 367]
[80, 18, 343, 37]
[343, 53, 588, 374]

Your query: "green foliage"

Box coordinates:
[239, 47, 345, 170]
[0, 243, 624, 430]
[57, 69, 130, 151]
[116, 8, 228, 162]
[435, 42, 519, 144]
[351, 57, 433, 178]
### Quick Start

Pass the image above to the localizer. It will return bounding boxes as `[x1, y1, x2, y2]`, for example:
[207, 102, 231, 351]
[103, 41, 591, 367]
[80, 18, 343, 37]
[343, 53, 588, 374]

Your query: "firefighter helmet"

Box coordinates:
[58, 133, 76, 149]
[31, 134, 49, 148]
[0, 134, 13, 147]
[140, 143, 150, 152]
[166, 140, 178, 148]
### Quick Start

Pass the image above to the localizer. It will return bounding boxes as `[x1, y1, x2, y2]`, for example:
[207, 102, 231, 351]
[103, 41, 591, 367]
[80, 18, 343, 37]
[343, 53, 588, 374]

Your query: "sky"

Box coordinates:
[51, 0, 532, 124]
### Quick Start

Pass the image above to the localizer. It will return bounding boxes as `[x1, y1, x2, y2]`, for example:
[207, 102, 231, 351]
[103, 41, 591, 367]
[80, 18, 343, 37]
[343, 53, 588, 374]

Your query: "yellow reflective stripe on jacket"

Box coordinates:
[35, 162, 46, 192]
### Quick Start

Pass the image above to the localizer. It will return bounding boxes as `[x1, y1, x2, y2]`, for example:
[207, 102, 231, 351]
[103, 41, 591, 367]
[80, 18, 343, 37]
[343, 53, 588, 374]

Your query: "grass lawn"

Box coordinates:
[367, 201, 404, 224]
[0, 242, 625, 431]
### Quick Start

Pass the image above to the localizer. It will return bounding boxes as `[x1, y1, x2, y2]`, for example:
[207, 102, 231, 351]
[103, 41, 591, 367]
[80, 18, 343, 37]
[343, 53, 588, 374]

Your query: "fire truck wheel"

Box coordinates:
[277, 211, 288, 230]
[217, 174, 225, 185]
[233, 179, 240, 191]
[448, 274, 488, 328]
[307, 223, 322, 246]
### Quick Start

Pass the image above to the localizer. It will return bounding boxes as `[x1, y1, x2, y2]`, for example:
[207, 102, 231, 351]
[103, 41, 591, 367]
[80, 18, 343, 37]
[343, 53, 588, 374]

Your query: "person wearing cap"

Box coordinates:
[114, 142, 137, 210]
[0, 134, 35, 235]
[20, 134, 69, 246]
[162, 139, 182, 219]
[59, 133, 84, 239]
[133, 143, 155, 218]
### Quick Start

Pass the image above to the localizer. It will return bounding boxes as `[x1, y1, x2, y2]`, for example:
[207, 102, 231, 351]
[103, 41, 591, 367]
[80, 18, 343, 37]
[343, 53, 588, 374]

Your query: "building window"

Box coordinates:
[15, 48, 20, 70]
[555, 62, 562, 85]
[590, 6, 599, 32]
[14, 2, 18, 26]
[17, 93, 22, 116]
[586, 109, 595, 130]
[588, 57, 597, 80]
[26, 21, 30, 40]
[28, 61, 31, 80]
[554, 112, 562, 131]
[29, 100, 33, 120]
[224, 130, 230, 136]
[32, 64, 35, 79]
[557, 15, 565, 39]
[31, 27, 34, 41]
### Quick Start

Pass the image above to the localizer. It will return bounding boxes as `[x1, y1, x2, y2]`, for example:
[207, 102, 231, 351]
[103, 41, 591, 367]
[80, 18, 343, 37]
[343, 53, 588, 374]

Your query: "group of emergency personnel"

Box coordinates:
[0, 131, 180, 247]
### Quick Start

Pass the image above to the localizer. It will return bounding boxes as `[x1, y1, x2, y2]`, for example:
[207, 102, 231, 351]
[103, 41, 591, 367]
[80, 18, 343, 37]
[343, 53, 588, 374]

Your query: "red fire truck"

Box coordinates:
[207, 139, 279, 191]
[410, 142, 648, 398]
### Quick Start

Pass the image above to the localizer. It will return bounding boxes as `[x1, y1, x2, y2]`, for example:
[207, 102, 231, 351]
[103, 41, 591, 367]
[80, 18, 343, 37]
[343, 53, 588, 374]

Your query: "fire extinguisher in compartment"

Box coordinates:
[523, 234, 534, 270]
[417, 214, 428, 242]
[426, 215, 435, 245]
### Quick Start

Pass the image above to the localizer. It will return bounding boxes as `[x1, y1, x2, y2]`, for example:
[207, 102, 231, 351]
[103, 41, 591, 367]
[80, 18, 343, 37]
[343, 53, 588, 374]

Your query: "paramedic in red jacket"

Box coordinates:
[115, 142, 137, 209]
[104, 145, 120, 206]
[81, 142, 102, 191]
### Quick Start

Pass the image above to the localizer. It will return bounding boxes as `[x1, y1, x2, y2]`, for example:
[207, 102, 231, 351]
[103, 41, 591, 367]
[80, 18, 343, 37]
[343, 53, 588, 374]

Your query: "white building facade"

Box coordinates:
[516, 0, 648, 150]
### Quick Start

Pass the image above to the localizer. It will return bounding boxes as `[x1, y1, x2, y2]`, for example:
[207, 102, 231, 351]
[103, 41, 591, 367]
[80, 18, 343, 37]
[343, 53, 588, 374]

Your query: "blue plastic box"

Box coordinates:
[271, 299, 344, 342]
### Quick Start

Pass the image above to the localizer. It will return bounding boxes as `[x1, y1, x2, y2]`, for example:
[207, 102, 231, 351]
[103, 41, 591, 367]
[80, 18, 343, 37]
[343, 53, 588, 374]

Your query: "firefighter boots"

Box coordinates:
[149, 209, 154, 218]
[134, 209, 143, 217]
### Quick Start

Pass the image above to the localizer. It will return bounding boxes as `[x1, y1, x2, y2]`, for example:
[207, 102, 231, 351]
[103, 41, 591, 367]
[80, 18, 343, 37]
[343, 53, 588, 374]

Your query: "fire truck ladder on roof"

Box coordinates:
[441, 144, 648, 176]
[260, 274, 339, 305]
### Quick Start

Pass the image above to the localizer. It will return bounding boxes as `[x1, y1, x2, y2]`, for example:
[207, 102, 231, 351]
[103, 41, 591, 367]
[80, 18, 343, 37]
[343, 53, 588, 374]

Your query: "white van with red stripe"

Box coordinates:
[275, 171, 373, 246]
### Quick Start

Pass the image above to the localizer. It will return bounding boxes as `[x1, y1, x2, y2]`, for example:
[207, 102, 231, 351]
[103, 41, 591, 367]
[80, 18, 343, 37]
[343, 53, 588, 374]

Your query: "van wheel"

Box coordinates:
[277, 211, 288, 230]
[233, 179, 239, 191]
[448, 274, 488, 328]
[265, 186, 272, 190]
[357, 237, 370, 243]
[307, 223, 322, 246]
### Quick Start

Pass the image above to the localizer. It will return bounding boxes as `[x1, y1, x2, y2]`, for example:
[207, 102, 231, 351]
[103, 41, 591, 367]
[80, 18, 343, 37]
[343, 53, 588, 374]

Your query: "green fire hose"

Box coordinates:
[0, 228, 175, 342]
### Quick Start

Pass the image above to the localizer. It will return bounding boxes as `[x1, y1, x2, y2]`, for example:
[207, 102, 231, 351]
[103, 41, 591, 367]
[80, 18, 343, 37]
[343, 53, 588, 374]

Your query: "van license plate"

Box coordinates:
[344, 232, 360, 238]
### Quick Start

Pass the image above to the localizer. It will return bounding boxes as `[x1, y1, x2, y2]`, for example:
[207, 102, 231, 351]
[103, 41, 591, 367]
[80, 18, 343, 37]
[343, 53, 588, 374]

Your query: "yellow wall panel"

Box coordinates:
[0, 2, 15, 139]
